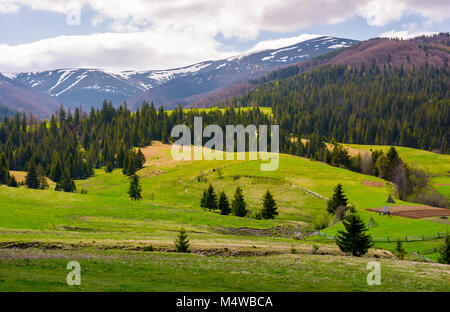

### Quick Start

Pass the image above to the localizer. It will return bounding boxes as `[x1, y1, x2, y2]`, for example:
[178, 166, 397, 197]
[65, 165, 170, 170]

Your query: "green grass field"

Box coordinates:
[0, 142, 448, 291]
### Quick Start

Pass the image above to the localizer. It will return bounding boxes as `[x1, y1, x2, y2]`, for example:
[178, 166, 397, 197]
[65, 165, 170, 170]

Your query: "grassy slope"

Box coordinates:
[0, 143, 448, 291]
[345, 143, 450, 197]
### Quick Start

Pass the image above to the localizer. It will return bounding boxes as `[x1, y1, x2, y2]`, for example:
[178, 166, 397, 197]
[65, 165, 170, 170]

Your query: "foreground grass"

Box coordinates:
[0, 249, 448, 292]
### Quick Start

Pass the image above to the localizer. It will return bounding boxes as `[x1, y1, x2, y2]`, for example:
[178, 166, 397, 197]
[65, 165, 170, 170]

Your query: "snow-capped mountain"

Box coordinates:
[1, 36, 358, 116]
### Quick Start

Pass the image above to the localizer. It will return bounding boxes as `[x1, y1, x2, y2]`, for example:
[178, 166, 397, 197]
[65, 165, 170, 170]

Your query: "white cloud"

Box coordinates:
[0, 0, 448, 71]
[0, 30, 237, 72]
[379, 29, 438, 40]
[248, 34, 324, 52]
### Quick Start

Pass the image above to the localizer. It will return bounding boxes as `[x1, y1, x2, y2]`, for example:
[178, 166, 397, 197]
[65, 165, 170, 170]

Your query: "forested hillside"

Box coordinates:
[219, 64, 449, 153]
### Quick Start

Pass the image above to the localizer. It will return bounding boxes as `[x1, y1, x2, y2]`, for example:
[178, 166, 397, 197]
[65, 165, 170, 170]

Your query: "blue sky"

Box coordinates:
[0, 0, 448, 72]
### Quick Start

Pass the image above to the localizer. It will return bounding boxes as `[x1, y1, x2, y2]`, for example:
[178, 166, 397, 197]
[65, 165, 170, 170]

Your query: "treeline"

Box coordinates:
[220, 64, 449, 154]
[0, 102, 272, 187]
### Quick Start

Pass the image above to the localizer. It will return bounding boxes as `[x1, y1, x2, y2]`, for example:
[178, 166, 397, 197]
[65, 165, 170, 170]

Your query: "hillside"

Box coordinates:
[0, 143, 448, 291]
[190, 33, 450, 108]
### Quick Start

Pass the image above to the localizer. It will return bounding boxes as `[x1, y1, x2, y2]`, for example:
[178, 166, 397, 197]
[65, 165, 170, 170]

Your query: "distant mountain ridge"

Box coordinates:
[188, 33, 450, 108]
[0, 36, 358, 117]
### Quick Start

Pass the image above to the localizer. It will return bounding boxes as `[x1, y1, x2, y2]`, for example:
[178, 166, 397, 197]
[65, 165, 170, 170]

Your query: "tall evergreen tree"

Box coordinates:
[56, 168, 76, 192]
[204, 184, 217, 212]
[261, 190, 278, 219]
[327, 183, 348, 215]
[218, 191, 231, 215]
[437, 234, 450, 264]
[128, 174, 142, 201]
[25, 158, 39, 189]
[394, 239, 406, 260]
[335, 212, 373, 257]
[174, 228, 191, 253]
[0, 152, 9, 185]
[231, 186, 247, 217]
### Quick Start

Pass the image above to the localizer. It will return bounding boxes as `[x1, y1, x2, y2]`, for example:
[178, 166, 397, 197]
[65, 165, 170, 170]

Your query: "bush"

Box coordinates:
[312, 212, 332, 230]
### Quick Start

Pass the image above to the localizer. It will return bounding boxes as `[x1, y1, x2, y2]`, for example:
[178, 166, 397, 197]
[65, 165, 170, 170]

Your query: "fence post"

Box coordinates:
[438, 232, 440, 238]
[422, 235, 424, 241]
[405, 235, 408, 242]
[387, 236, 390, 243]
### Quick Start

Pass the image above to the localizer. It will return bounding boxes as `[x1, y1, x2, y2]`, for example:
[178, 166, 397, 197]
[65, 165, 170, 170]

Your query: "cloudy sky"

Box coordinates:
[0, 0, 449, 72]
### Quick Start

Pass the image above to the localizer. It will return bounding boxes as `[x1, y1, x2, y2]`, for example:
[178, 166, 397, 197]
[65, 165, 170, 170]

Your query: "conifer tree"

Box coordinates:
[200, 190, 207, 210]
[37, 164, 49, 190]
[218, 191, 231, 215]
[335, 212, 373, 257]
[0, 152, 9, 185]
[174, 228, 190, 253]
[261, 190, 278, 219]
[25, 158, 39, 189]
[7, 175, 17, 187]
[231, 186, 247, 217]
[205, 184, 217, 212]
[327, 183, 348, 215]
[128, 174, 142, 201]
[136, 149, 145, 170]
[394, 239, 406, 260]
[437, 234, 450, 264]
[56, 168, 76, 192]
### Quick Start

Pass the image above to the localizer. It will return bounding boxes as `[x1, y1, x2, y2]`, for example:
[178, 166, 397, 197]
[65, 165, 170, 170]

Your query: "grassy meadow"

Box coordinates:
[0, 142, 448, 291]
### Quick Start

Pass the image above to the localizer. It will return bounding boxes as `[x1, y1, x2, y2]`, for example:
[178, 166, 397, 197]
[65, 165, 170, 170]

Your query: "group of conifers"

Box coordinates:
[200, 184, 278, 220]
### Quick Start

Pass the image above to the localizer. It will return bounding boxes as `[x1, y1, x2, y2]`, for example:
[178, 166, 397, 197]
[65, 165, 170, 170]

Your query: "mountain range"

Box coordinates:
[0, 36, 358, 118]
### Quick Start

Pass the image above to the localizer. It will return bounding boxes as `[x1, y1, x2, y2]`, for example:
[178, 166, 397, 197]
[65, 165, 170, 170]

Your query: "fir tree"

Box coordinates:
[437, 234, 450, 264]
[218, 191, 231, 215]
[25, 158, 39, 189]
[174, 228, 191, 253]
[128, 174, 142, 201]
[105, 160, 114, 173]
[37, 165, 49, 190]
[7, 175, 17, 187]
[231, 186, 247, 217]
[0, 152, 9, 185]
[335, 212, 373, 257]
[56, 168, 76, 192]
[327, 183, 348, 215]
[136, 149, 145, 170]
[200, 190, 207, 210]
[261, 190, 278, 219]
[205, 184, 217, 212]
[394, 239, 406, 260]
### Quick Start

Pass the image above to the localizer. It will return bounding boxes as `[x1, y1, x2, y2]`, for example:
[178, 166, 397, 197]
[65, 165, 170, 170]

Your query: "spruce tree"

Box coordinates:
[394, 239, 406, 260]
[335, 212, 373, 257]
[7, 175, 17, 187]
[205, 184, 217, 211]
[327, 183, 348, 215]
[231, 186, 247, 217]
[25, 158, 39, 189]
[437, 234, 450, 264]
[261, 190, 278, 219]
[0, 153, 9, 185]
[37, 164, 49, 190]
[128, 174, 142, 201]
[136, 149, 145, 170]
[218, 191, 231, 215]
[56, 168, 76, 192]
[174, 228, 191, 253]
[200, 190, 207, 210]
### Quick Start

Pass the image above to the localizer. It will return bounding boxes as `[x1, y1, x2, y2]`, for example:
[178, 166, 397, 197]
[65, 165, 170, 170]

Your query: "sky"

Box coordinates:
[0, 0, 449, 72]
